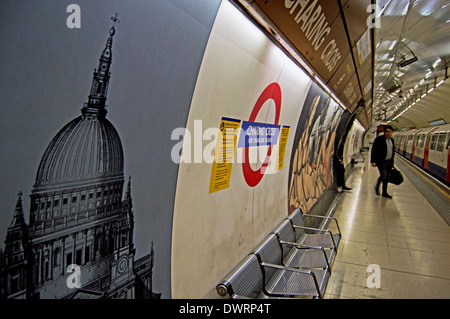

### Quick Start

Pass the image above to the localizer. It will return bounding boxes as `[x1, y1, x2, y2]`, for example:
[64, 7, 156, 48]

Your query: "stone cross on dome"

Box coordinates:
[110, 13, 120, 32]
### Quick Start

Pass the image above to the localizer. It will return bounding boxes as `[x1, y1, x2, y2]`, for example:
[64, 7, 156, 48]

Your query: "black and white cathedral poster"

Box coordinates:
[0, 0, 221, 299]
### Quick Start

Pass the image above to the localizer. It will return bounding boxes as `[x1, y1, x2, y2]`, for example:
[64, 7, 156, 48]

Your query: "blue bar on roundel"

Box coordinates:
[237, 121, 281, 148]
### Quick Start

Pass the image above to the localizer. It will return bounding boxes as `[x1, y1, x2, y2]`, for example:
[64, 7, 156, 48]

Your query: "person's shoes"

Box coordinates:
[375, 185, 380, 196]
[382, 193, 392, 199]
[343, 186, 352, 191]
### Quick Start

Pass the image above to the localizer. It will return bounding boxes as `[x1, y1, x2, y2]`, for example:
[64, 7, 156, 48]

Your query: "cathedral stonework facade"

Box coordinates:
[0, 20, 157, 299]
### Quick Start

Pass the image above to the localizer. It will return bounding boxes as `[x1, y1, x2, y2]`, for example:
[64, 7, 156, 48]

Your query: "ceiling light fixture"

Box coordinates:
[396, 42, 418, 68]
[397, 55, 418, 68]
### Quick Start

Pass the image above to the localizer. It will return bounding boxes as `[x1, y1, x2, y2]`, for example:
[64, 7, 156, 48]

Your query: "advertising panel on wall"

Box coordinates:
[0, 0, 221, 299]
[345, 121, 365, 167]
[288, 82, 345, 214]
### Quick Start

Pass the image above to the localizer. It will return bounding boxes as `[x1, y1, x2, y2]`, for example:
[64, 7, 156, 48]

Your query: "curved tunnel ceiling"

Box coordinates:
[373, 0, 450, 128]
[391, 78, 450, 129]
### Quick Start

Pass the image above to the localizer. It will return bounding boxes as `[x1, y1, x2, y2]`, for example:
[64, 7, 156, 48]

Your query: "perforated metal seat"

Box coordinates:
[216, 254, 267, 299]
[216, 209, 340, 299]
[272, 219, 334, 270]
[264, 264, 329, 298]
[251, 235, 329, 299]
[289, 208, 341, 252]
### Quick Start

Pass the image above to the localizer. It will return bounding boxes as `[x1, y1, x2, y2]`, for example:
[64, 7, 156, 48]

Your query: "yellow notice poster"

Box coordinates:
[209, 117, 241, 193]
[276, 126, 290, 171]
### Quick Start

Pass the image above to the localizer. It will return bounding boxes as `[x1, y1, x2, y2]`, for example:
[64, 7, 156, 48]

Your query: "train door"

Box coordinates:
[405, 129, 418, 160]
[428, 130, 449, 181]
[446, 132, 450, 183]
[401, 134, 408, 156]
[413, 133, 426, 166]
[405, 133, 412, 159]
[423, 127, 439, 169]
[399, 134, 405, 156]
[394, 132, 404, 155]
[392, 132, 399, 152]
[411, 130, 421, 162]
[428, 132, 439, 171]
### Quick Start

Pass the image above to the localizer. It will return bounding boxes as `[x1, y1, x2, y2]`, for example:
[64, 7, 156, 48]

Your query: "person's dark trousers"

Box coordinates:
[336, 163, 345, 187]
[376, 159, 393, 194]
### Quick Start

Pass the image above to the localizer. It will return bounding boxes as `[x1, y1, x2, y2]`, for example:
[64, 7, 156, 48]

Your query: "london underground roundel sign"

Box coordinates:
[242, 82, 281, 187]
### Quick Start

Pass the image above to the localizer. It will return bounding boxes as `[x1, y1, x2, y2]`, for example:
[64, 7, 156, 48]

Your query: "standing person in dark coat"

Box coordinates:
[371, 125, 395, 198]
[334, 142, 351, 192]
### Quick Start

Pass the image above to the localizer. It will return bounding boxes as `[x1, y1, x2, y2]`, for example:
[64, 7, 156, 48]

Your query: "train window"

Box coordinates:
[446, 133, 450, 149]
[407, 135, 413, 146]
[416, 134, 425, 148]
[436, 133, 447, 152]
[430, 134, 438, 150]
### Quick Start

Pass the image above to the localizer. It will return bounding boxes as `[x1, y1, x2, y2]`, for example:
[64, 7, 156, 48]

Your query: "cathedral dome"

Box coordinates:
[33, 115, 124, 191]
[33, 25, 124, 192]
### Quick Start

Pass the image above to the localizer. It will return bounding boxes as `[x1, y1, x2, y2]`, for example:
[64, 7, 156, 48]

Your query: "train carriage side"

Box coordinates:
[413, 127, 439, 167]
[426, 124, 450, 183]
[392, 131, 399, 149]
[405, 129, 420, 161]
[393, 131, 407, 156]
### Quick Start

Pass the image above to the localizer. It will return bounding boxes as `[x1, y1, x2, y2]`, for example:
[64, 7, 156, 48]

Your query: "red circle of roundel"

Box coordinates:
[242, 82, 282, 187]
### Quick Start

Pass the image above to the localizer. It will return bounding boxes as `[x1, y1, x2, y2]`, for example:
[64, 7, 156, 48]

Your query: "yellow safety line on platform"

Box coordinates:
[397, 155, 450, 199]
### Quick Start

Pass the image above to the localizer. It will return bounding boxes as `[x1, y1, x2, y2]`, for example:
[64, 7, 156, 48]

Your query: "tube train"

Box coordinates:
[392, 123, 450, 184]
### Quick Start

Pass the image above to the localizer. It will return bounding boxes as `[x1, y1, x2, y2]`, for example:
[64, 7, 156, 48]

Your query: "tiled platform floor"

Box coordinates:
[325, 156, 450, 299]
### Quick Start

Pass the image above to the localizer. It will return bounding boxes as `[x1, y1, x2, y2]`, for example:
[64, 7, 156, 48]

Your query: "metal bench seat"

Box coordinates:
[262, 262, 329, 299]
[251, 234, 330, 298]
[216, 254, 267, 299]
[215, 209, 341, 299]
[215, 253, 322, 299]
[216, 235, 331, 299]
[297, 232, 341, 250]
[272, 219, 334, 270]
[289, 208, 341, 252]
